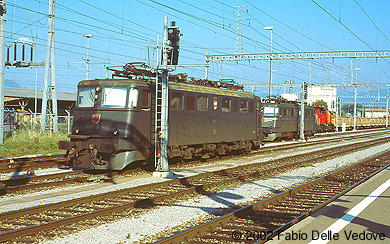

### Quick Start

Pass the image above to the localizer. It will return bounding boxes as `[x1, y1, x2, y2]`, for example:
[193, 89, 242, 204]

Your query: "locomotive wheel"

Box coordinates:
[244, 141, 252, 153]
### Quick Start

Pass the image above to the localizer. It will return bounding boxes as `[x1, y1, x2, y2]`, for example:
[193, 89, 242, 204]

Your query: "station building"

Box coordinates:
[364, 107, 390, 118]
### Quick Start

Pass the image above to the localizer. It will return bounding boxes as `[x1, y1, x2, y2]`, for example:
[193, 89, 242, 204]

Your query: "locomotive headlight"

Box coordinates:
[95, 86, 101, 93]
[75, 129, 80, 134]
[113, 129, 119, 136]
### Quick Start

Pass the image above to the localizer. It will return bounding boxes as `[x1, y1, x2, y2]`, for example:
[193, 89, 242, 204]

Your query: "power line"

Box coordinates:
[312, 0, 375, 51]
[312, 0, 390, 80]
[353, 0, 390, 43]
[140, 0, 271, 51]
[243, 0, 335, 51]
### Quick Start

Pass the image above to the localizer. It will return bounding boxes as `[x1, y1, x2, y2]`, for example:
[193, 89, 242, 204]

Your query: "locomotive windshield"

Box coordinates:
[77, 87, 96, 108]
[263, 106, 279, 117]
[102, 87, 128, 108]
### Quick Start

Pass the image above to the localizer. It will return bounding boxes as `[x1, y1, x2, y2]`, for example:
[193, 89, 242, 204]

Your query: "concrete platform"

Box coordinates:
[269, 166, 390, 244]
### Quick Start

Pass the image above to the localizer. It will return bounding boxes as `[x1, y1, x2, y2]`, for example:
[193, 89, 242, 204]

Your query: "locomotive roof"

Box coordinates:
[78, 78, 258, 99]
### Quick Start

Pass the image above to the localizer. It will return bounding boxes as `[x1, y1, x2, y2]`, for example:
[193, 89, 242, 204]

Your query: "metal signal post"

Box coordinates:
[153, 16, 173, 178]
[299, 81, 307, 141]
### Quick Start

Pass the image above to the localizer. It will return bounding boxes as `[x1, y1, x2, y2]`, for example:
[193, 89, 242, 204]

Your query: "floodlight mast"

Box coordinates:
[265, 26, 274, 97]
[84, 34, 94, 80]
[354, 67, 360, 131]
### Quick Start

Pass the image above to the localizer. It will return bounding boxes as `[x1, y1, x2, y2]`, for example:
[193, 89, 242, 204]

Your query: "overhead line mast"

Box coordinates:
[40, 0, 58, 133]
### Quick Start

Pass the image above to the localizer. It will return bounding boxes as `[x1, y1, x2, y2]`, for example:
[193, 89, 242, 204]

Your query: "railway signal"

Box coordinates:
[303, 82, 308, 100]
[167, 22, 181, 65]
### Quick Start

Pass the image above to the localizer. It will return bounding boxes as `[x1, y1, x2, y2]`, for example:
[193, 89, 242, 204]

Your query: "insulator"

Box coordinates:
[22, 44, 25, 62]
[30, 45, 34, 62]
[14, 42, 17, 62]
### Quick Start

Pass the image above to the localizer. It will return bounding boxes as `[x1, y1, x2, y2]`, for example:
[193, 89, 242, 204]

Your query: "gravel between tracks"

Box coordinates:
[0, 167, 75, 181]
[38, 141, 390, 244]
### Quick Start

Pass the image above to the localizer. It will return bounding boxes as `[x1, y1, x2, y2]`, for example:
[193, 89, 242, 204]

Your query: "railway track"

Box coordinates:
[156, 149, 390, 243]
[0, 168, 147, 195]
[0, 130, 386, 196]
[0, 133, 389, 242]
[311, 127, 386, 139]
[0, 154, 69, 173]
[0, 171, 96, 195]
[259, 129, 389, 154]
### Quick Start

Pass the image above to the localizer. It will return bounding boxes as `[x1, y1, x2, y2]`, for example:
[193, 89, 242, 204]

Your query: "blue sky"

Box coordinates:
[5, 0, 390, 107]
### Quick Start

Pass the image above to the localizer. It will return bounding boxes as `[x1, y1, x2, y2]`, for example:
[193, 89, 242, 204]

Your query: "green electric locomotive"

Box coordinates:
[59, 65, 262, 170]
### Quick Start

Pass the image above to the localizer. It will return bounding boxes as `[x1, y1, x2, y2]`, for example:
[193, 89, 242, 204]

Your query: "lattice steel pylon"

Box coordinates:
[234, 5, 250, 54]
[40, 0, 58, 133]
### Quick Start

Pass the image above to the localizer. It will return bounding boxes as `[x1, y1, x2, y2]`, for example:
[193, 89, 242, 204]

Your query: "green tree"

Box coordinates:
[313, 99, 328, 108]
[341, 103, 364, 116]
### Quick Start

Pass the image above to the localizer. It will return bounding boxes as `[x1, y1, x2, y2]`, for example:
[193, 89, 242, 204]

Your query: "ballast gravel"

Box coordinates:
[0, 167, 75, 180]
[39, 141, 390, 244]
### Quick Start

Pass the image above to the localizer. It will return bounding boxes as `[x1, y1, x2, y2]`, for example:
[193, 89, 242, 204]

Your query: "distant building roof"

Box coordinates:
[4, 87, 76, 101]
[364, 108, 389, 112]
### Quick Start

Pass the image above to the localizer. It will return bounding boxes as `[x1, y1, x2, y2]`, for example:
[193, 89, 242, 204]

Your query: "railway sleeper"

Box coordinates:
[188, 236, 228, 244]
[42, 212, 73, 218]
[0, 227, 10, 232]
[220, 226, 274, 236]
[234, 213, 296, 224]
[261, 207, 305, 215]
[20, 216, 51, 222]
[198, 233, 237, 242]
[3, 221, 31, 228]
[276, 199, 322, 208]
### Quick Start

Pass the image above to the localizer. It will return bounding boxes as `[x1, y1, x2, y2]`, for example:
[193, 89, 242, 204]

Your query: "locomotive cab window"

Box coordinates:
[197, 95, 208, 111]
[102, 87, 128, 108]
[171, 92, 184, 110]
[263, 106, 279, 116]
[128, 88, 139, 108]
[141, 90, 150, 110]
[222, 98, 231, 112]
[240, 100, 248, 113]
[77, 87, 96, 108]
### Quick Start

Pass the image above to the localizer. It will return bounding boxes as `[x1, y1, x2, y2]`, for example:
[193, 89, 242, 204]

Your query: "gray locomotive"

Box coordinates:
[261, 97, 315, 141]
[59, 66, 262, 170]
